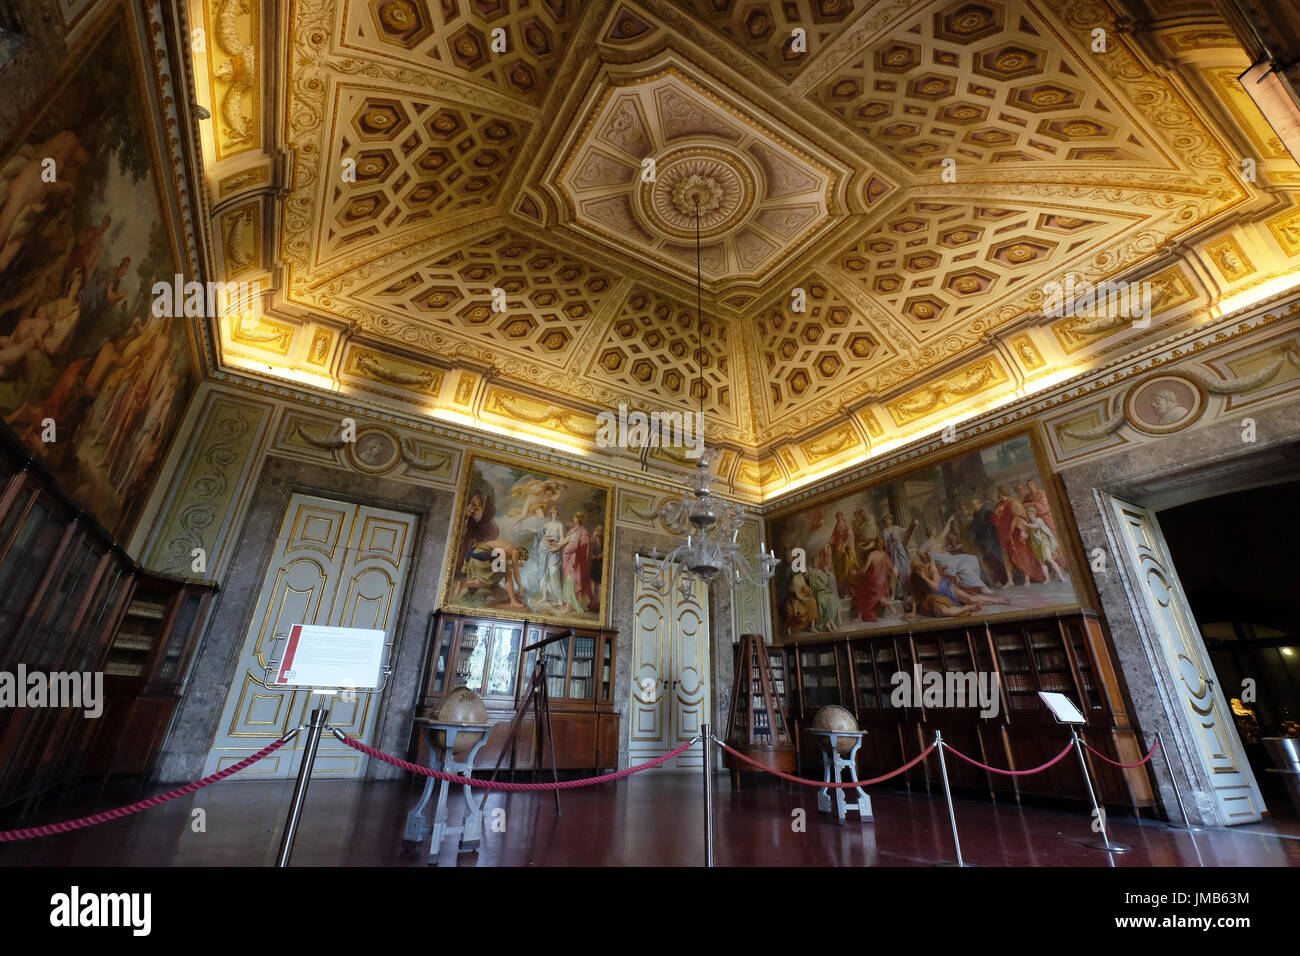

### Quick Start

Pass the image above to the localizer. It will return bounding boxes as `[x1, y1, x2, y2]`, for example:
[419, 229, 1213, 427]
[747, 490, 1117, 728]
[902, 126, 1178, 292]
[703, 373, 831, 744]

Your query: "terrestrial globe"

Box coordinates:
[812, 704, 860, 755]
[434, 686, 488, 759]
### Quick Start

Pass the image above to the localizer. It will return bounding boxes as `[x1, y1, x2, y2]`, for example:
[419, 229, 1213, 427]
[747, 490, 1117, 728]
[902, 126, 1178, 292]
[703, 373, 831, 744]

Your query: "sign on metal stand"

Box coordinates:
[1039, 691, 1130, 853]
[264, 624, 393, 867]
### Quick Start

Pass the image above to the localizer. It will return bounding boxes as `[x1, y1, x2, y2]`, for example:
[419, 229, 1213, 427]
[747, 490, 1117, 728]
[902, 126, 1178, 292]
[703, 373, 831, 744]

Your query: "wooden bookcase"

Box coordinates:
[0, 422, 217, 810]
[724, 634, 796, 784]
[777, 611, 1155, 813]
[84, 573, 217, 778]
[416, 611, 620, 772]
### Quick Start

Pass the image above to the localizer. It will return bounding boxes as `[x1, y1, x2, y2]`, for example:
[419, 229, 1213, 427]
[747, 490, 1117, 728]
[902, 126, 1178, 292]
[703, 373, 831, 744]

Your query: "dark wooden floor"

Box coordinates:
[1, 773, 1297, 867]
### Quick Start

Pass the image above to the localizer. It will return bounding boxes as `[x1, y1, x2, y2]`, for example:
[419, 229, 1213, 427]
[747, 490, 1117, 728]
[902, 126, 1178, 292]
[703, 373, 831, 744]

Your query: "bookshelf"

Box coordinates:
[418, 612, 619, 772]
[0, 423, 217, 808]
[724, 634, 797, 786]
[781, 611, 1155, 813]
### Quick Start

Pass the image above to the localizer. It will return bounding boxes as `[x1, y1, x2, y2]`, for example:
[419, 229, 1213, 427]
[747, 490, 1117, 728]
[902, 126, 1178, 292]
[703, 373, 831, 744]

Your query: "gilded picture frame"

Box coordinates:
[765, 428, 1085, 643]
[439, 453, 613, 628]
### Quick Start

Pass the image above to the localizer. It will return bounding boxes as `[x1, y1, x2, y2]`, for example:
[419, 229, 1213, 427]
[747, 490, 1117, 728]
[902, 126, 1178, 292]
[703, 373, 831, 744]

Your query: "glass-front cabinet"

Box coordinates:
[419, 611, 620, 770]
[428, 615, 524, 703]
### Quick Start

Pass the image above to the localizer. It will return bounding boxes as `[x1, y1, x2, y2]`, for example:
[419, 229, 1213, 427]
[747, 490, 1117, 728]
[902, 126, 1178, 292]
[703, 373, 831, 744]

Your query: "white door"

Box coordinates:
[629, 568, 709, 770]
[1107, 496, 1264, 824]
[203, 494, 419, 778]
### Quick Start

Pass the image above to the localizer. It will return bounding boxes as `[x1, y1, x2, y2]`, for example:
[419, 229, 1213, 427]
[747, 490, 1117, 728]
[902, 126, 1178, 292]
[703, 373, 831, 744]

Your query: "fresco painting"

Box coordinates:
[0, 13, 196, 537]
[769, 434, 1081, 640]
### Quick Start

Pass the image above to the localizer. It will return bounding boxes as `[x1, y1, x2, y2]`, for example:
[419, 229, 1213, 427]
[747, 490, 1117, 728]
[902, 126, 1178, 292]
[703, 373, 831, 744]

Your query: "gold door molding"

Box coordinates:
[203, 494, 418, 778]
[1107, 496, 1264, 824]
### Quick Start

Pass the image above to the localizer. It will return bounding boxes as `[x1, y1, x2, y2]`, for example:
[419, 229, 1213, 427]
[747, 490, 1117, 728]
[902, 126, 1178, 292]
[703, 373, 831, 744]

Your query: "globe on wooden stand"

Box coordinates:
[433, 686, 488, 760]
[812, 704, 859, 755]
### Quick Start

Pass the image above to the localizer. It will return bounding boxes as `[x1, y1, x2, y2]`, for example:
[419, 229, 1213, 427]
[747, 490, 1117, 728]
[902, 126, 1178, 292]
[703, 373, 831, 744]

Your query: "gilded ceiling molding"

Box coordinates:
[310, 218, 512, 301]
[484, 389, 599, 441]
[623, 2, 907, 184]
[799, 423, 861, 464]
[211, 0, 259, 153]
[224, 0, 1282, 486]
[888, 357, 1007, 425]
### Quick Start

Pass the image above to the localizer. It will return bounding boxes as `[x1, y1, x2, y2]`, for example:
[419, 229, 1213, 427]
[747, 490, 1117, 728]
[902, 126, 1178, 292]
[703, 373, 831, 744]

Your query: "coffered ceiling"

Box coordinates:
[191, 0, 1300, 497]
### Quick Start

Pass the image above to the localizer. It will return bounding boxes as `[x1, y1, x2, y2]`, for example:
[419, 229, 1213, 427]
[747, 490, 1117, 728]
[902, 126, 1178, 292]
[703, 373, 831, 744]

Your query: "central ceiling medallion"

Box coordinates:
[550, 64, 846, 294]
[639, 147, 756, 240]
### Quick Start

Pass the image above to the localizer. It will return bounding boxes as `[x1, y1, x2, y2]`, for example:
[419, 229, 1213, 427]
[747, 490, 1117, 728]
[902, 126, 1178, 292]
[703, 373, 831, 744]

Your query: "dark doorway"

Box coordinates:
[1159, 480, 1300, 821]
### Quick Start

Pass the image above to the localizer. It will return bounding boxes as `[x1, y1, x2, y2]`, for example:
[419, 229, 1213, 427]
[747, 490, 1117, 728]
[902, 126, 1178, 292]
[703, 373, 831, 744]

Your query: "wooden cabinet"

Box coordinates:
[84, 575, 216, 777]
[778, 612, 1155, 812]
[0, 422, 218, 809]
[417, 611, 620, 772]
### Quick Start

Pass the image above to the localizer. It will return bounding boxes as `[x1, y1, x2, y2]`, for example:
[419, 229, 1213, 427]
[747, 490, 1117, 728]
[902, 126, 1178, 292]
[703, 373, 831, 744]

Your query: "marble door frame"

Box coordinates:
[1060, 400, 1300, 826]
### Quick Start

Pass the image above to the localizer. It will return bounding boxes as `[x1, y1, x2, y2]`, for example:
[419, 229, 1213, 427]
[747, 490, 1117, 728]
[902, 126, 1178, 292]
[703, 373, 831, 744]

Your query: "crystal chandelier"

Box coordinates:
[634, 199, 780, 600]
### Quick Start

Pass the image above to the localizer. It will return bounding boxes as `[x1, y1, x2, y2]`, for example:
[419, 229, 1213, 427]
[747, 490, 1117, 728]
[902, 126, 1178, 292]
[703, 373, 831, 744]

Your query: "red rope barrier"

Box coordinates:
[0, 735, 294, 842]
[1084, 738, 1160, 768]
[940, 738, 1075, 776]
[336, 733, 696, 790]
[715, 739, 936, 788]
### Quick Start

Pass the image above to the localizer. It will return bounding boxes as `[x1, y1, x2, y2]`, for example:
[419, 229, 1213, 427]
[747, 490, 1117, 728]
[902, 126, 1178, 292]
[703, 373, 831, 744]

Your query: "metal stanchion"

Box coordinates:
[1073, 727, 1129, 852]
[1156, 731, 1198, 831]
[276, 705, 329, 867]
[933, 731, 965, 867]
[702, 723, 714, 868]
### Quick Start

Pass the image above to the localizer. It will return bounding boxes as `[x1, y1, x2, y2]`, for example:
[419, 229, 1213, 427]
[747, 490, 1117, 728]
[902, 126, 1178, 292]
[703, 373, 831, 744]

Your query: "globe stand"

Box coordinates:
[810, 729, 872, 823]
[403, 720, 491, 865]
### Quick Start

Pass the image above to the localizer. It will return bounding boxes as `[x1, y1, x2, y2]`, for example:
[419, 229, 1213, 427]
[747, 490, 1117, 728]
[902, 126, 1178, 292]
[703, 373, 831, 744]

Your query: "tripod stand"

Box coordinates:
[477, 629, 570, 815]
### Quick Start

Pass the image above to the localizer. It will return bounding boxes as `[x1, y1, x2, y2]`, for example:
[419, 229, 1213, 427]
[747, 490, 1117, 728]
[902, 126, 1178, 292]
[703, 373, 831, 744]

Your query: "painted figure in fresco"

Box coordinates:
[458, 492, 499, 569]
[849, 537, 894, 623]
[909, 545, 1010, 618]
[783, 574, 817, 636]
[851, 507, 876, 569]
[880, 512, 919, 600]
[966, 495, 1007, 587]
[0, 131, 89, 272]
[552, 510, 596, 614]
[993, 486, 1044, 585]
[535, 505, 566, 608]
[0, 269, 85, 435]
[806, 547, 840, 632]
[508, 477, 566, 521]
[1019, 478, 1065, 568]
[829, 511, 857, 598]
[61, 215, 112, 290]
[455, 539, 530, 609]
[1148, 388, 1189, 425]
[923, 515, 989, 591]
[117, 349, 180, 501]
[1023, 506, 1068, 583]
[79, 255, 130, 329]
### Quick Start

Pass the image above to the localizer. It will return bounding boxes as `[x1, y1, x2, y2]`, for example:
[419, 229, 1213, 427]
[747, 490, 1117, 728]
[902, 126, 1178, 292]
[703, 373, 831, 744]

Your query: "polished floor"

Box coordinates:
[1, 771, 1297, 867]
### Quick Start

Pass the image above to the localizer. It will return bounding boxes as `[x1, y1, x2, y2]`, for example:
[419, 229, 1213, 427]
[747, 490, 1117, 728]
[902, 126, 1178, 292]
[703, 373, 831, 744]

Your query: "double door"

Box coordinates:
[629, 569, 709, 770]
[203, 494, 419, 778]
